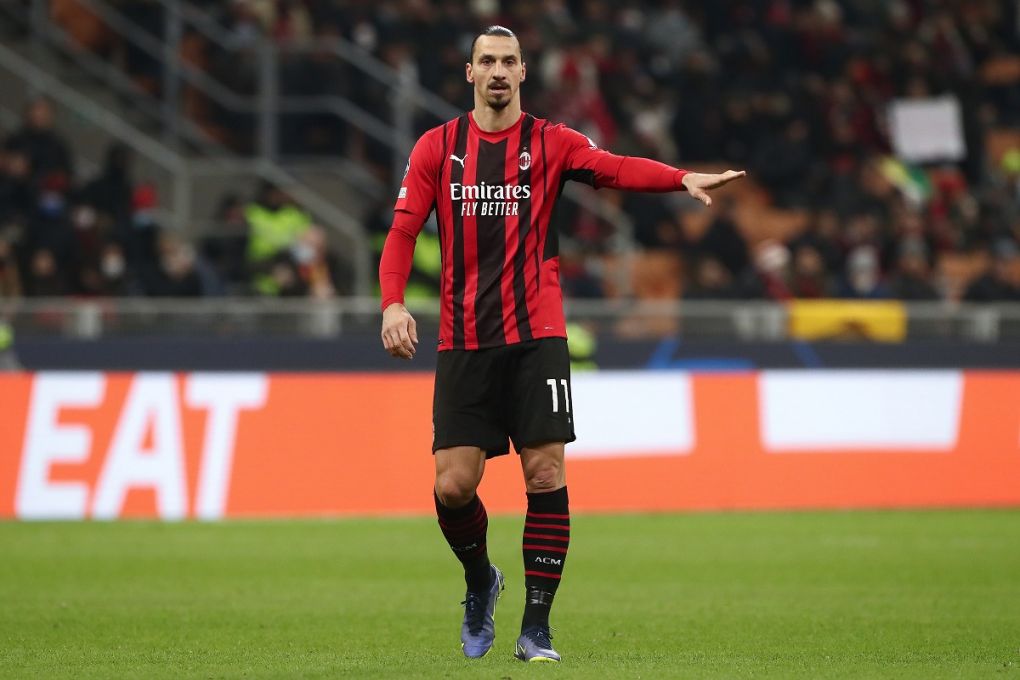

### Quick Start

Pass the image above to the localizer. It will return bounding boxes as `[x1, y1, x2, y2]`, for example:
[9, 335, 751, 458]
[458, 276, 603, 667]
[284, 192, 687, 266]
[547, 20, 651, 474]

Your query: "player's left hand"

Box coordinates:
[681, 170, 746, 207]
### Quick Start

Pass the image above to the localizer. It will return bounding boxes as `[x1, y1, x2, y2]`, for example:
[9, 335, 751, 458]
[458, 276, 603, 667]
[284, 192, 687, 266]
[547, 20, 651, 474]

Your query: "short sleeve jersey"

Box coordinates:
[395, 111, 616, 351]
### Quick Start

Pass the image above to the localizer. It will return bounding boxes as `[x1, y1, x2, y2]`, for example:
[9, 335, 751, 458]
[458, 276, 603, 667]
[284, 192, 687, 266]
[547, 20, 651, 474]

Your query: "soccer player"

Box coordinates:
[379, 26, 744, 662]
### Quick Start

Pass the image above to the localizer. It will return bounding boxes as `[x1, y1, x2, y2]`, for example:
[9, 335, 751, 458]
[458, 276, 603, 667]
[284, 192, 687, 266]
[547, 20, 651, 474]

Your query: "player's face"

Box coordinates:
[466, 36, 525, 110]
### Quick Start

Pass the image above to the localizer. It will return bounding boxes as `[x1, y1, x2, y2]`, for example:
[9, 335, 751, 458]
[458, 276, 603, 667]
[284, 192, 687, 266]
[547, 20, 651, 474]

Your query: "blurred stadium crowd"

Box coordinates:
[3, 0, 1020, 302]
[0, 98, 343, 297]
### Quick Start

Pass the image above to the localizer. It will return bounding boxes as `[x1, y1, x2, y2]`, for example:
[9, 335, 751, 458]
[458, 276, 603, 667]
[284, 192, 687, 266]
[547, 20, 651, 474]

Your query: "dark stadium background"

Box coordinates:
[1, 1, 1019, 337]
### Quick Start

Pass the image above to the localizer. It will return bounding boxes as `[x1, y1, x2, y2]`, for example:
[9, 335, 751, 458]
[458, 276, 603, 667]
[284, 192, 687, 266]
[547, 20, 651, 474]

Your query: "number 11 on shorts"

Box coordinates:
[546, 378, 571, 413]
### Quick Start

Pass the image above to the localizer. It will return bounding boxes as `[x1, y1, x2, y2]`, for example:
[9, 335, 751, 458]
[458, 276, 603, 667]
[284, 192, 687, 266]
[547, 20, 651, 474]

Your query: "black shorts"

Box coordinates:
[433, 337, 576, 458]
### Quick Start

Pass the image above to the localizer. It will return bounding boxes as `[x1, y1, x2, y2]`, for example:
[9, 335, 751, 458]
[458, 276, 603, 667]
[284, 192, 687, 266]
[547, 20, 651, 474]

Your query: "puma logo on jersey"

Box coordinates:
[533, 556, 563, 566]
[450, 153, 468, 168]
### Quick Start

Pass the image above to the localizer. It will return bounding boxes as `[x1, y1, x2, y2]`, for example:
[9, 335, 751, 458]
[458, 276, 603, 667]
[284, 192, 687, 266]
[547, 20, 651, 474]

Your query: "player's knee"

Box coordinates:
[524, 462, 563, 493]
[434, 474, 478, 508]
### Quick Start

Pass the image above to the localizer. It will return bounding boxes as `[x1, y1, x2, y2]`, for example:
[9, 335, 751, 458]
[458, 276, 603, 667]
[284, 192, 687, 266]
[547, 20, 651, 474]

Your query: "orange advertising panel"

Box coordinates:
[1, 371, 1019, 519]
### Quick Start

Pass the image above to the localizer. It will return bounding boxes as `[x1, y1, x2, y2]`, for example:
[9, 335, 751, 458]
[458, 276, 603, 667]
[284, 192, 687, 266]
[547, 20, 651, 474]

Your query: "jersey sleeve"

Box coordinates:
[556, 125, 688, 192]
[381, 131, 440, 310]
[379, 211, 425, 310]
[394, 131, 440, 219]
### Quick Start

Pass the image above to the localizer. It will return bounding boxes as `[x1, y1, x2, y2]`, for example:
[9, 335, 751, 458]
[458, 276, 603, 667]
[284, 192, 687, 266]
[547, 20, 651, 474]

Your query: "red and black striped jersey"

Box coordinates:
[381, 111, 689, 351]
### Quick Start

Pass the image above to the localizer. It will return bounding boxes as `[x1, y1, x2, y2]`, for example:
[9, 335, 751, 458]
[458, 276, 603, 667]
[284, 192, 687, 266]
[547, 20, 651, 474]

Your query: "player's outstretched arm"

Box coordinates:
[381, 302, 418, 360]
[681, 170, 747, 207]
[558, 125, 746, 202]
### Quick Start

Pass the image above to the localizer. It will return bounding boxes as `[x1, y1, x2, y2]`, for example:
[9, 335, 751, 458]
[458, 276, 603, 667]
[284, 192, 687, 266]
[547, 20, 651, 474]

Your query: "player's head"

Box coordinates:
[467, 26, 525, 111]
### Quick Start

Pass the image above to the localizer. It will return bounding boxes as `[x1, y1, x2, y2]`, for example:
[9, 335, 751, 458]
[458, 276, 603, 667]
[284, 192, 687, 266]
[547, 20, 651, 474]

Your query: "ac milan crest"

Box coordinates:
[519, 150, 532, 171]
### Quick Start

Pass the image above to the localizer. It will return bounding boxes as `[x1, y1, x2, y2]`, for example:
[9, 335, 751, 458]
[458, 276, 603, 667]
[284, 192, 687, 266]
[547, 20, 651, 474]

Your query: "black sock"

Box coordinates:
[522, 486, 569, 631]
[435, 492, 492, 593]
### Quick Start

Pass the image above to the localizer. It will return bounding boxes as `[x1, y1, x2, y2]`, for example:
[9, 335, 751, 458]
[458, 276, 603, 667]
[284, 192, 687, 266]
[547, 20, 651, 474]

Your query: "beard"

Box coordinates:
[482, 84, 512, 109]
[486, 95, 511, 110]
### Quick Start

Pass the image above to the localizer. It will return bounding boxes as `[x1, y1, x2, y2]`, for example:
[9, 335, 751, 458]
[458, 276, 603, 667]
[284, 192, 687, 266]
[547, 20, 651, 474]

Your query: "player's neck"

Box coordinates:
[471, 99, 522, 133]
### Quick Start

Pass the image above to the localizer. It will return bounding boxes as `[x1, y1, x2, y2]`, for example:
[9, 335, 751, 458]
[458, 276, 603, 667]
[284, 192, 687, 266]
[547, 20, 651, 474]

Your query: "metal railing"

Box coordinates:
[3, 0, 657, 296]
[0, 19, 373, 295]
[6, 298, 1020, 343]
[33, 0, 442, 178]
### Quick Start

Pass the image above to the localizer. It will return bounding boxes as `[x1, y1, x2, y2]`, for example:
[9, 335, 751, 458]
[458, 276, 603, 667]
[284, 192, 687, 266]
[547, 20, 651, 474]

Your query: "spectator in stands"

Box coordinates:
[684, 256, 741, 300]
[789, 245, 834, 299]
[696, 202, 750, 278]
[68, 201, 104, 292]
[10, 0, 1020, 304]
[154, 235, 204, 298]
[244, 181, 312, 295]
[267, 0, 314, 44]
[751, 118, 818, 209]
[292, 226, 342, 298]
[0, 148, 34, 227]
[126, 183, 166, 295]
[559, 250, 606, 299]
[622, 193, 678, 250]
[788, 210, 845, 277]
[745, 241, 794, 301]
[887, 238, 940, 300]
[81, 143, 135, 246]
[201, 194, 251, 294]
[96, 242, 134, 296]
[25, 248, 67, 297]
[218, 0, 265, 49]
[266, 252, 307, 297]
[839, 246, 891, 299]
[76, 239, 137, 298]
[27, 171, 74, 269]
[4, 98, 72, 186]
[964, 239, 1020, 302]
[544, 39, 618, 150]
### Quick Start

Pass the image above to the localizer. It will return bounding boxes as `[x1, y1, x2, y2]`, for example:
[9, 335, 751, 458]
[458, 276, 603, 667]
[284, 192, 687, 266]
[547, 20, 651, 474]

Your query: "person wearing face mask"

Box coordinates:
[28, 172, 74, 270]
[89, 242, 135, 296]
[292, 226, 343, 299]
[126, 183, 167, 295]
[839, 246, 891, 299]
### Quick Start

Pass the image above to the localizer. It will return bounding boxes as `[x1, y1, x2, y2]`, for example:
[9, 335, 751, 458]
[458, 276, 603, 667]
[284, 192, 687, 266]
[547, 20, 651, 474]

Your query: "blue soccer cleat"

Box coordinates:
[460, 565, 504, 658]
[514, 625, 561, 662]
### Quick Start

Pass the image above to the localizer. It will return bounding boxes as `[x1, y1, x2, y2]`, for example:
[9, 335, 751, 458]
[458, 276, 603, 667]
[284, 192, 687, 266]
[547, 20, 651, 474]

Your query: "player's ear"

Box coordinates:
[466, 63, 474, 83]
[520, 62, 526, 82]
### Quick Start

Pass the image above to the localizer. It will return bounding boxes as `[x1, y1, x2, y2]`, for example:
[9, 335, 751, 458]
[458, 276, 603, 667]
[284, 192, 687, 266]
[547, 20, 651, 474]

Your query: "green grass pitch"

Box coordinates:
[1, 510, 1019, 679]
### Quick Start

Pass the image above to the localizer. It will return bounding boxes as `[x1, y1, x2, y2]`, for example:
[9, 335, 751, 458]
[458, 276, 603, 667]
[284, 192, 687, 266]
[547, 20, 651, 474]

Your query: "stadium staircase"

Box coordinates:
[0, 0, 471, 295]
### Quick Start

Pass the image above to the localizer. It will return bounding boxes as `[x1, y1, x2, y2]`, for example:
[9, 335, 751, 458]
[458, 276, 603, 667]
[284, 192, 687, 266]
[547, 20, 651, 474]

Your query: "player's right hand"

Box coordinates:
[381, 303, 418, 360]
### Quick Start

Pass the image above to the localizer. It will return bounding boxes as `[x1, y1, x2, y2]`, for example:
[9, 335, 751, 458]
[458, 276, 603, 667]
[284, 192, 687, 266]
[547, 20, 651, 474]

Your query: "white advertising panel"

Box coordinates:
[759, 371, 963, 451]
[568, 371, 694, 458]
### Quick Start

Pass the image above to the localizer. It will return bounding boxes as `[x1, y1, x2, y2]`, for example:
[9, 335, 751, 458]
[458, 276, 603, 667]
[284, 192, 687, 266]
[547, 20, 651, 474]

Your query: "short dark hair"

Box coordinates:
[469, 25, 523, 62]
